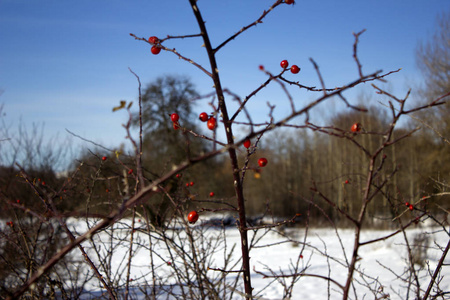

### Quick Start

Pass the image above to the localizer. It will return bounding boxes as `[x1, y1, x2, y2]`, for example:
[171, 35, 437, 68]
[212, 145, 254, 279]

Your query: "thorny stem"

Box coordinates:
[184, 220, 207, 299]
[214, 0, 284, 53]
[342, 155, 376, 300]
[353, 29, 366, 78]
[423, 239, 450, 299]
[128, 68, 146, 190]
[124, 208, 136, 300]
[188, 0, 253, 298]
[253, 269, 345, 291]
[309, 58, 327, 96]
[129, 33, 213, 77]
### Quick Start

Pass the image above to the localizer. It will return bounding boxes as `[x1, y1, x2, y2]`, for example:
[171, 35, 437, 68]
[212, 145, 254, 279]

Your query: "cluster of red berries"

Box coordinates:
[242, 138, 268, 167]
[6, 221, 13, 227]
[198, 112, 217, 130]
[149, 36, 162, 55]
[185, 181, 194, 187]
[405, 202, 414, 211]
[280, 60, 300, 74]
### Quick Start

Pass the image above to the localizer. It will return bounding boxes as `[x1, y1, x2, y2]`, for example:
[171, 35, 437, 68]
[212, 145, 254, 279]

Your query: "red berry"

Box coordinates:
[290, 65, 300, 74]
[148, 36, 159, 44]
[209, 192, 215, 197]
[167, 262, 172, 265]
[102, 156, 107, 161]
[207, 117, 217, 130]
[199, 112, 209, 122]
[351, 123, 362, 132]
[285, 0, 294, 4]
[128, 169, 133, 175]
[280, 60, 289, 69]
[187, 211, 199, 224]
[259, 65, 265, 71]
[345, 180, 350, 184]
[258, 157, 268, 167]
[243, 139, 251, 149]
[405, 202, 410, 206]
[186, 183, 189, 187]
[151, 45, 161, 55]
[409, 204, 414, 211]
[176, 173, 182, 179]
[171, 113, 179, 123]
[190, 181, 194, 186]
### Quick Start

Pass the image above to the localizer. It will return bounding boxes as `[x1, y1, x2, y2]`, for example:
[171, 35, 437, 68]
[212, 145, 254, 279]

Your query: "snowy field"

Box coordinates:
[65, 217, 449, 299]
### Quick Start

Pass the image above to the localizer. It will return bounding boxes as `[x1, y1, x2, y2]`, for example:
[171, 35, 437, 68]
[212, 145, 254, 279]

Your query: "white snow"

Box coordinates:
[63, 217, 449, 299]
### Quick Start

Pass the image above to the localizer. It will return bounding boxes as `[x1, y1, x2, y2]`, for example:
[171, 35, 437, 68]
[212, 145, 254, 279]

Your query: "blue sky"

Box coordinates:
[0, 0, 449, 162]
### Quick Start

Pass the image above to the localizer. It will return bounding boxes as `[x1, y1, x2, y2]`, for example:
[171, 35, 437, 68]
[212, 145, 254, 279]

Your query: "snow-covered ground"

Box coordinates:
[66, 217, 449, 299]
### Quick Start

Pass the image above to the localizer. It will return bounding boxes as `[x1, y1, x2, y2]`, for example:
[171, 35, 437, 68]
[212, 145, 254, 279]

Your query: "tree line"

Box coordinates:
[1, 76, 447, 227]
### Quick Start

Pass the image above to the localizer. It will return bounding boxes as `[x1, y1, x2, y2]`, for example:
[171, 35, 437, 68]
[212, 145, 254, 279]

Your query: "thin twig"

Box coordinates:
[352, 29, 366, 78]
[214, 0, 284, 53]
